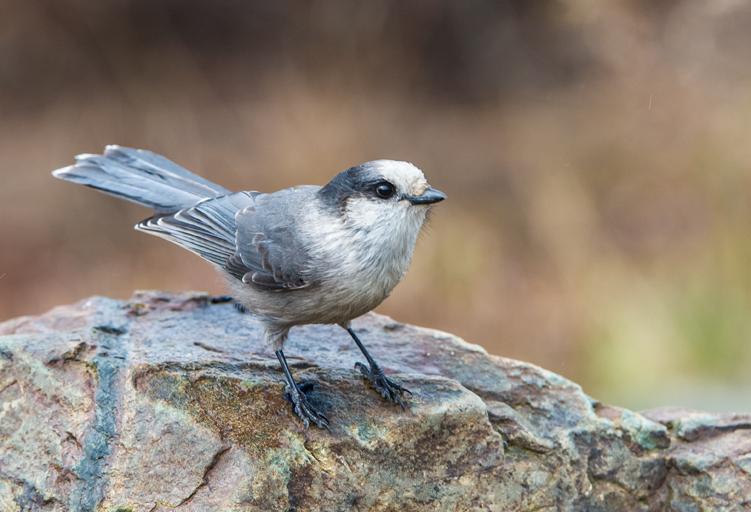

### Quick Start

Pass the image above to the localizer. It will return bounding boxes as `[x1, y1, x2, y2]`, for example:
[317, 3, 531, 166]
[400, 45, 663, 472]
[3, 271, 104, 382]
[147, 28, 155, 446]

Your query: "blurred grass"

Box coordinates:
[2, 0, 751, 413]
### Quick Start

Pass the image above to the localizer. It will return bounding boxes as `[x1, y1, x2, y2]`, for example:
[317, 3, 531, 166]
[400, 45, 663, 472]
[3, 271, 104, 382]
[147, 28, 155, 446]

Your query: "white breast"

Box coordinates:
[300, 199, 427, 323]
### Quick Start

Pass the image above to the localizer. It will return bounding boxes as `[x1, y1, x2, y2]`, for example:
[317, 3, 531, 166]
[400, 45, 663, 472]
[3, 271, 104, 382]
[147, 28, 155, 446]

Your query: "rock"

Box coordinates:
[0, 291, 749, 511]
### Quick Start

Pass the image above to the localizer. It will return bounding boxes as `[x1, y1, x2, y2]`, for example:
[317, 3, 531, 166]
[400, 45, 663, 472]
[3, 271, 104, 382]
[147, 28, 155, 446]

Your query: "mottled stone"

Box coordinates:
[0, 291, 749, 511]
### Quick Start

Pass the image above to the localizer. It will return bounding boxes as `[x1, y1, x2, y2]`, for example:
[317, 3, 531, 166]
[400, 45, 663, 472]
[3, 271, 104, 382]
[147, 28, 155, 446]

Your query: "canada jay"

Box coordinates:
[53, 146, 445, 430]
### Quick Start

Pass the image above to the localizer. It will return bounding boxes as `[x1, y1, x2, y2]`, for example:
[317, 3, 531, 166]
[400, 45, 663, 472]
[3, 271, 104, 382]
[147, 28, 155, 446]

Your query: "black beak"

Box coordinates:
[407, 188, 447, 205]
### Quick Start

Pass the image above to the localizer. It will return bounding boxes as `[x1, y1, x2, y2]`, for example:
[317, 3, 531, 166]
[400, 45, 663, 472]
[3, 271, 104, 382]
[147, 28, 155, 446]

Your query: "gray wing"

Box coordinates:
[226, 187, 317, 291]
[137, 191, 258, 267]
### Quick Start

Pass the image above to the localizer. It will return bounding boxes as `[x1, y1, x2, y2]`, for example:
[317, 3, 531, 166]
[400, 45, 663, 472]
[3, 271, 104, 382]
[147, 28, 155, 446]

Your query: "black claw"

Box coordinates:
[354, 361, 368, 375]
[283, 382, 330, 431]
[355, 361, 410, 409]
[208, 295, 249, 314]
[284, 381, 314, 406]
[297, 381, 315, 395]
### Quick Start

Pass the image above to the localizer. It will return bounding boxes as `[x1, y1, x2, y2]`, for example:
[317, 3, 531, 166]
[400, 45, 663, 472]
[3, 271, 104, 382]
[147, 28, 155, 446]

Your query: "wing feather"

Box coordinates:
[138, 186, 316, 292]
[232, 187, 317, 290]
[137, 191, 254, 267]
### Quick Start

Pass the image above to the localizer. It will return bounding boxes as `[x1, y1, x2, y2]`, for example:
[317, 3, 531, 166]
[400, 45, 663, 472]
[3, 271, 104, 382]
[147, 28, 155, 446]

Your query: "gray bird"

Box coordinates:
[52, 146, 445, 430]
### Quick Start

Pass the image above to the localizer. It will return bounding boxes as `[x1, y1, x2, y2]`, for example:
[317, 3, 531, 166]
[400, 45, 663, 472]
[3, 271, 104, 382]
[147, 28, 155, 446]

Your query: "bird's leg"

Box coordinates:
[275, 350, 329, 431]
[345, 327, 411, 409]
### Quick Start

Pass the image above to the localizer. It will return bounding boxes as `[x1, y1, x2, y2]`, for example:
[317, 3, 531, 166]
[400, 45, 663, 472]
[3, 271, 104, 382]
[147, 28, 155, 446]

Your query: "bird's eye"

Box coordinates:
[375, 182, 395, 199]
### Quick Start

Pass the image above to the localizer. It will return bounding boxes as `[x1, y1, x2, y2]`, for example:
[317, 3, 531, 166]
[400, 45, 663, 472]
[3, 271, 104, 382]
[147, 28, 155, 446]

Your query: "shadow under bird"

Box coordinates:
[52, 146, 445, 430]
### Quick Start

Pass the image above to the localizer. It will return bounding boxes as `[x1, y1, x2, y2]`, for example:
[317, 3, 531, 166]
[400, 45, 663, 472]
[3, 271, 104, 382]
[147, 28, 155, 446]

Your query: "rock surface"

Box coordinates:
[0, 291, 750, 511]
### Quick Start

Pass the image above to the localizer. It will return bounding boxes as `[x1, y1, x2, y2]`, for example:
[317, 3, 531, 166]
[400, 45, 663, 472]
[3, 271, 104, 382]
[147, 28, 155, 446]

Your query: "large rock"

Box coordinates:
[0, 291, 749, 511]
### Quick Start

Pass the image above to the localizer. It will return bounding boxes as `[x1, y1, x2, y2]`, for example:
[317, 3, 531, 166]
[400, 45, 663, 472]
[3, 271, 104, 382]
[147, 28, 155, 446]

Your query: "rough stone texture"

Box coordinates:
[0, 291, 749, 511]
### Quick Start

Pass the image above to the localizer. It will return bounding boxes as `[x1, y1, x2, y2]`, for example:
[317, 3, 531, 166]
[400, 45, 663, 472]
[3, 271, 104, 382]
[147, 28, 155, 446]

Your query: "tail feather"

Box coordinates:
[52, 145, 231, 213]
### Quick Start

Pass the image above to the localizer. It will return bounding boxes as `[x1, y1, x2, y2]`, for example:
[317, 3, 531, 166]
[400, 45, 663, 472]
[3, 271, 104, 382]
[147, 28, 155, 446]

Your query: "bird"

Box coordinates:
[52, 145, 446, 430]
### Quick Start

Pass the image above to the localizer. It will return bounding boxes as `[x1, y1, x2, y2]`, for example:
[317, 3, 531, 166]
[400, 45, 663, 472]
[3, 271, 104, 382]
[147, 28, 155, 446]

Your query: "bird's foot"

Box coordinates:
[283, 381, 330, 431]
[209, 295, 248, 314]
[355, 362, 411, 409]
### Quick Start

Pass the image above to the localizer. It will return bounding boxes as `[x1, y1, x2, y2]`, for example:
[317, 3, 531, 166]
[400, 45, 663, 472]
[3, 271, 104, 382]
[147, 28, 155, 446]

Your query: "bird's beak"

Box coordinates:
[406, 188, 447, 205]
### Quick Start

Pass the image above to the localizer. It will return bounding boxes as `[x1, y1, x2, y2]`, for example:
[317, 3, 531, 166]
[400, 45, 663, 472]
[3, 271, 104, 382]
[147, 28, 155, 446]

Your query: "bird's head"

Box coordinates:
[318, 160, 446, 226]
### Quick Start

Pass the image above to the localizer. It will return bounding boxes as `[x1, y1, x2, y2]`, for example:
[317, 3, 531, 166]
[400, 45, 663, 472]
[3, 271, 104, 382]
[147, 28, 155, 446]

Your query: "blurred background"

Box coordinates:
[2, 0, 751, 413]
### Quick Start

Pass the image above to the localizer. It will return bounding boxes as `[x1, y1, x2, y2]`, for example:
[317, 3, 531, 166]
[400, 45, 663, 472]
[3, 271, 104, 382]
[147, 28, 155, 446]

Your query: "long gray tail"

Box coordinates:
[52, 145, 231, 214]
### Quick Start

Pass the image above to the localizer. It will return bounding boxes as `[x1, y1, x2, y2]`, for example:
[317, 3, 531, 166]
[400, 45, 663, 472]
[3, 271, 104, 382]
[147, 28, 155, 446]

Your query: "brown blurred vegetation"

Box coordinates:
[2, 0, 751, 412]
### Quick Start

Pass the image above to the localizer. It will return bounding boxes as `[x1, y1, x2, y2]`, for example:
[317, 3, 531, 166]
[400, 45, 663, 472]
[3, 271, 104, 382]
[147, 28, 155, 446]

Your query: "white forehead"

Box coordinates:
[368, 160, 428, 193]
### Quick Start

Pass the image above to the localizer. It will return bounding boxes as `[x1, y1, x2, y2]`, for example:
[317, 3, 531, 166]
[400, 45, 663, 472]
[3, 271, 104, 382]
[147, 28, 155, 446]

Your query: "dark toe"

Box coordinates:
[297, 381, 315, 395]
[355, 363, 409, 408]
[283, 385, 330, 431]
